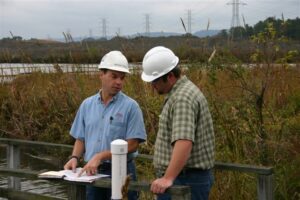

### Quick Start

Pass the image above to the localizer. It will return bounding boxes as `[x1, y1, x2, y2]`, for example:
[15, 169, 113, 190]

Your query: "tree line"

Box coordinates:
[218, 17, 300, 40]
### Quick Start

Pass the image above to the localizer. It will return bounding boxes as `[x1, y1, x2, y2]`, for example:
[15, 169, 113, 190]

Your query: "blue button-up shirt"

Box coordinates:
[70, 91, 147, 161]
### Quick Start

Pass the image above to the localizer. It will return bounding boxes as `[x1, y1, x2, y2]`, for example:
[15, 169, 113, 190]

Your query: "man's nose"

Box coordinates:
[116, 77, 123, 84]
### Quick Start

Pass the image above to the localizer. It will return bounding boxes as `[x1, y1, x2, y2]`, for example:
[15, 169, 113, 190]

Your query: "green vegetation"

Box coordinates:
[223, 17, 300, 40]
[0, 21, 299, 199]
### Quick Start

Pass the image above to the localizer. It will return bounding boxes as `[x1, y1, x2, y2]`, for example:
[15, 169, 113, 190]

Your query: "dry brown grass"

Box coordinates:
[0, 64, 299, 199]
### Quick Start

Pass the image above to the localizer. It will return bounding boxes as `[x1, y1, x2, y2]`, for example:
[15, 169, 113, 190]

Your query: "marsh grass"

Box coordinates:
[0, 71, 99, 141]
[1, 23, 299, 199]
[0, 63, 299, 199]
[207, 65, 300, 199]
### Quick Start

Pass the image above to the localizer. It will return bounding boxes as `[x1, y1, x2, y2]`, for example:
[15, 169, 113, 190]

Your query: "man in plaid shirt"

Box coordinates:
[141, 46, 215, 200]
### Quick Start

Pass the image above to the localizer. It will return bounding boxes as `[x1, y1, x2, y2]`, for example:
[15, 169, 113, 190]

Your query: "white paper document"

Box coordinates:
[38, 168, 110, 183]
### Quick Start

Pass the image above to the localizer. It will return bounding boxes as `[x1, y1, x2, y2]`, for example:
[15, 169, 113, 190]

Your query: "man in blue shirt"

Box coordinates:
[64, 51, 147, 200]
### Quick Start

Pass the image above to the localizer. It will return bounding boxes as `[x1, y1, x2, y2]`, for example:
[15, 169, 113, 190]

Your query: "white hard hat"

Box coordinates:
[141, 46, 179, 82]
[98, 51, 130, 73]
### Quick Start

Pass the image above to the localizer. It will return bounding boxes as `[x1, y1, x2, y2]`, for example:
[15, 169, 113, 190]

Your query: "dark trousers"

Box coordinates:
[156, 169, 214, 200]
[86, 161, 138, 200]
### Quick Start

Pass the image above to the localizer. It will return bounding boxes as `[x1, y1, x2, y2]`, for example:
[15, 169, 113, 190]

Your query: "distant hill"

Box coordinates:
[193, 30, 221, 37]
[61, 29, 221, 42]
[129, 32, 181, 38]
[116, 30, 220, 39]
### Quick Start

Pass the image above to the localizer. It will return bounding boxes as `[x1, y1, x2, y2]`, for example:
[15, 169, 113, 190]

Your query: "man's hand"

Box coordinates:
[64, 157, 78, 173]
[151, 177, 173, 194]
[78, 154, 101, 176]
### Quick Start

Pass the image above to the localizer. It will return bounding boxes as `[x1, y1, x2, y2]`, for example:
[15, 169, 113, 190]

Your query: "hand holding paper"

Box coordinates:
[38, 168, 109, 183]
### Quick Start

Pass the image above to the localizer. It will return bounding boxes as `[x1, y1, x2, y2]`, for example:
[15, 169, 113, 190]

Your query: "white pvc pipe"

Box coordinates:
[111, 139, 128, 200]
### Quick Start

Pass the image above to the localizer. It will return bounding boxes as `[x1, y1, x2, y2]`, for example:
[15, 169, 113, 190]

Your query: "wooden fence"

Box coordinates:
[0, 138, 274, 200]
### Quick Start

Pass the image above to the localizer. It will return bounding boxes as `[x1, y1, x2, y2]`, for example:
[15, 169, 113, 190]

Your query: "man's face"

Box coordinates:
[151, 76, 171, 95]
[100, 70, 126, 96]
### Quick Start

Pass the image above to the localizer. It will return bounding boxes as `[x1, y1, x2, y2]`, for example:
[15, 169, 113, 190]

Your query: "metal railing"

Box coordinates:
[0, 138, 274, 200]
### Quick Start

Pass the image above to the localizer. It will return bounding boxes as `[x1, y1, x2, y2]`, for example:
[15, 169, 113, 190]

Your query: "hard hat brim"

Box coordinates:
[98, 66, 130, 73]
[141, 72, 158, 82]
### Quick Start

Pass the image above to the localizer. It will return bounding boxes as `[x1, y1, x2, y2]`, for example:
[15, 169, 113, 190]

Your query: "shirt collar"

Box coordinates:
[97, 90, 121, 104]
[164, 75, 188, 102]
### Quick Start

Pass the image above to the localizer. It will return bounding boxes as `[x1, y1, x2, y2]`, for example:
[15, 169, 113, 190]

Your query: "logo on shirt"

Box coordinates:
[115, 112, 123, 121]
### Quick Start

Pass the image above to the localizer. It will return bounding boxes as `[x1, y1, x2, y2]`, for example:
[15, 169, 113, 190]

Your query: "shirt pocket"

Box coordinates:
[109, 121, 126, 141]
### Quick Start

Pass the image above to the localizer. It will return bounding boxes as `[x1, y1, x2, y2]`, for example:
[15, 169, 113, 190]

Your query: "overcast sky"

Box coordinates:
[0, 0, 299, 39]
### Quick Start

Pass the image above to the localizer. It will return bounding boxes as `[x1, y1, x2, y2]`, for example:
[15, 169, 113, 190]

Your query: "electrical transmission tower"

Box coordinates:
[101, 18, 107, 39]
[89, 29, 93, 38]
[116, 27, 121, 37]
[227, 0, 246, 28]
[145, 14, 150, 36]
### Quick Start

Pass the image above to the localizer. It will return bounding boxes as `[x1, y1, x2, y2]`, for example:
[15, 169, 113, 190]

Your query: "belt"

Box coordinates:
[179, 168, 211, 176]
[99, 159, 133, 171]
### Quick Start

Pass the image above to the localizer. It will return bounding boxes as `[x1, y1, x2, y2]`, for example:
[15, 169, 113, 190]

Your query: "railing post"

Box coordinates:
[7, 144, 21, 190]
[67, 184, 86, 200]
[257, 174, 273, 200]
[111, 139, 128, 200]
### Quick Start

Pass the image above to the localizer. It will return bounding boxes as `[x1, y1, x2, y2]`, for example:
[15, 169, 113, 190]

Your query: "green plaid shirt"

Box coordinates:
[153, 76, 215, 170]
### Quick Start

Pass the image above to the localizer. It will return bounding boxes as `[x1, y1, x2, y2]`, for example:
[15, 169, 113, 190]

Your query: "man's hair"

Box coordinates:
[100, 68, 108, 73]
[161, 65, 181, 82]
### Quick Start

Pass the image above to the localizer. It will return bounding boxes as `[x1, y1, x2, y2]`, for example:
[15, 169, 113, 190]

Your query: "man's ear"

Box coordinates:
[99, 70, 104, 77]
[168, 72, 178, 85]
[168, 72, 175, 80]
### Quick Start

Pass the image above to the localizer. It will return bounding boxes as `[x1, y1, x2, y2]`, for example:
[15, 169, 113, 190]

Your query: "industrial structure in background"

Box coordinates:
[227, 0, 246, 28]
[62, 2, 250, 40]
[101, 18, 108, 39]
[145, 14, 151, 37]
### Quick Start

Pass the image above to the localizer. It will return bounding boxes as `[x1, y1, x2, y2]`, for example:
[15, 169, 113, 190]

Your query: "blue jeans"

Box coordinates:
[156, 169, 214, 200]
[86, 161, 138, 200]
